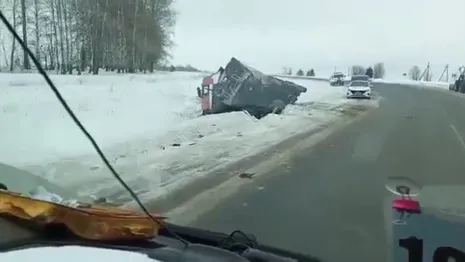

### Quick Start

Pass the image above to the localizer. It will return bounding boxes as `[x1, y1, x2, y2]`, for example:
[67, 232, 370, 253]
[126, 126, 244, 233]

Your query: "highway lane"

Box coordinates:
[187, 83, 465, 261]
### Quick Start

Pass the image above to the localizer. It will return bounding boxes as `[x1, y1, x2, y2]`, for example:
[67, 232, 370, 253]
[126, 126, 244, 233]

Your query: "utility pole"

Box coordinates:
[420, 62, 430, 81]
[437, 64, 449, 82]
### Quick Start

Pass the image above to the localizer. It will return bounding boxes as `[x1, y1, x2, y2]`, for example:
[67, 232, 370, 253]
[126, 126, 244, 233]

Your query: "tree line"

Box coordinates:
[282, 67, 316, 77]
[0, 0, 175, 74]
[350, 62, 385, 78]
[282, 62, 387, 79]
[406, 65, 433, 81]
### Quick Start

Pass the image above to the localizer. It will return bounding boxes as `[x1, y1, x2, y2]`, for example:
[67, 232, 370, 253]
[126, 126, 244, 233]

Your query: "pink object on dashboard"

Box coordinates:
[392, 198, 421, 213]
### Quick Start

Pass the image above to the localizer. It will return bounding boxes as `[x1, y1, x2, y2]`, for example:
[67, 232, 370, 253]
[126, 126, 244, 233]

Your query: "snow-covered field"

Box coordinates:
[372, 78, 450, 89]
[271, 74, 329, 82]
[0, 71, 361, 205]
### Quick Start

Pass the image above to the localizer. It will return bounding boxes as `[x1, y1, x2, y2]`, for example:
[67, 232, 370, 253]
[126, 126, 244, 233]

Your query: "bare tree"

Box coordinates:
[373, 62, 385, 78]
[0, 0, 9, 69]
[9, 0, 18, 71]
[306, 69, 315, 76]
[20, 0, 31, 69]
[1, 41, 9, 69]
[49, 0, 60, 71]
[56, 0, 66, 73]
[409, 66, 421, 80]
[33, 0, 41, 63]
[129, 0, 139, 73]
[351, 65, 365, 75]
[62, 0, 71, 73]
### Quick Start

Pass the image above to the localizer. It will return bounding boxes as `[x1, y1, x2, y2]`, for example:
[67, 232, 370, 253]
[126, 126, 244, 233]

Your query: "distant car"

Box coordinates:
[329, 72, 345, 86]
[346, 80, 371, 99]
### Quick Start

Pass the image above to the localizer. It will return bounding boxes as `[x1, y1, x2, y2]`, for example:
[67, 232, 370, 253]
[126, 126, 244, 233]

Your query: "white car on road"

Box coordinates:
[346, 80, 371, 99]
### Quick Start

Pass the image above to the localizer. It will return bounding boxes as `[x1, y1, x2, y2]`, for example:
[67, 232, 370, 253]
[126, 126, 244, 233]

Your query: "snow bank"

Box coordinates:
[0, 71, 206, 164]
[282, 77, 347, 105]
[372, 78, 450, 89]
[0, 72, 352, 205]
[271, 74, 329, 81]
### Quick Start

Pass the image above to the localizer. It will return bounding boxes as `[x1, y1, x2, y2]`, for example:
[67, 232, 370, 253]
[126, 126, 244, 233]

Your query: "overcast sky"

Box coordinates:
[172, 0, 465, 77]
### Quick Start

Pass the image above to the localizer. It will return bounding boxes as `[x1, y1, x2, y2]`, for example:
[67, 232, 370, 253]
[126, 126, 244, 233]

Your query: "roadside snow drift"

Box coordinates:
[271, 74, 452, 90]
[372, 78, 450, 89]
[0, 72, 205, 163]
[0, 71, 361, 205]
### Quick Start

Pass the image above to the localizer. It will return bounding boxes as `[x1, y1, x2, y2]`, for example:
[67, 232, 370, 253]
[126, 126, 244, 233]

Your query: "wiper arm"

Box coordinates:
[159, 223, 323, 262]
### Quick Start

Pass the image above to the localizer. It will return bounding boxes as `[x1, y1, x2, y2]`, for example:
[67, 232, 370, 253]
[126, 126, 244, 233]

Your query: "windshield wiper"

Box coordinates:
[0, 220, 321, 262]
[159, 223, 322, 262]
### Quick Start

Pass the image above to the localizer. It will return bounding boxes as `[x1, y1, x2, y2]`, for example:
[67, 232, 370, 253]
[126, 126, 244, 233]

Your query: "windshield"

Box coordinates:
[349, 81, 369, 87]
[351, 76, 369, 81]
[1, 0, 464, 261]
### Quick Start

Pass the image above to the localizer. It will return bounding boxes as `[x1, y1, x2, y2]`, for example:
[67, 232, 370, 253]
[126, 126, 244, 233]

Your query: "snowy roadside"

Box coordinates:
[269, 74, 452, 90]
[271, 74, 329, 81]
[372, 78, 450, 89]
[0, 71, 370, 205]
[0, 71, 207, 164]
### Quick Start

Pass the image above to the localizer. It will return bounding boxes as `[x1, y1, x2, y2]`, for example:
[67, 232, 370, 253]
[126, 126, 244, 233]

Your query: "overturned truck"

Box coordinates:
[198, 58, 307, 119]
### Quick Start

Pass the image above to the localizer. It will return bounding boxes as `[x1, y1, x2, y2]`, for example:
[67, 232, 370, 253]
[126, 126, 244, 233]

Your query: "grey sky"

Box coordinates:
[172, 0, 465, 76]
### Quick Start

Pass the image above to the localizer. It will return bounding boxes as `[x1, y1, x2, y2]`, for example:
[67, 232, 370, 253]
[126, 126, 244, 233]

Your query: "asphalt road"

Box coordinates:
[188, 83, 465, 261]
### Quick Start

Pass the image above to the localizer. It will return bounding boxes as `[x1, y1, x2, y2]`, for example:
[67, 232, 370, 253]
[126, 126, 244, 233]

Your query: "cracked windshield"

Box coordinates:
[1, 0, 465, 261]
